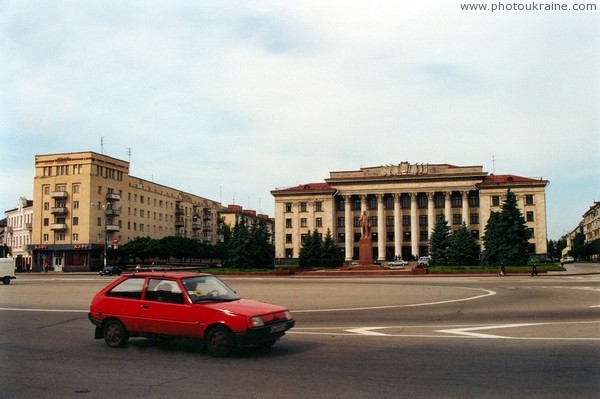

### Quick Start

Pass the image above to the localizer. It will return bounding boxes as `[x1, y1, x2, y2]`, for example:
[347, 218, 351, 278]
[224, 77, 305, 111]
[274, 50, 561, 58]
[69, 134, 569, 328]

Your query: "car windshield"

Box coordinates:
[182, 276, 240, 303]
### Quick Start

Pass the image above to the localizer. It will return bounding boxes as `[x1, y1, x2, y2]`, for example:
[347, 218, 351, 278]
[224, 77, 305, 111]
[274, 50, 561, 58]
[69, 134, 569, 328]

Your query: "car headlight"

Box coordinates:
[248, 316, 264, 328]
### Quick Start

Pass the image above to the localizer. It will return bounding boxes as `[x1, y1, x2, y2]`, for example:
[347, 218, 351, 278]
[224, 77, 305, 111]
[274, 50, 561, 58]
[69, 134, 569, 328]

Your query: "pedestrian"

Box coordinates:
[499, 264, 506, 277]
[531, 264, 538, 277]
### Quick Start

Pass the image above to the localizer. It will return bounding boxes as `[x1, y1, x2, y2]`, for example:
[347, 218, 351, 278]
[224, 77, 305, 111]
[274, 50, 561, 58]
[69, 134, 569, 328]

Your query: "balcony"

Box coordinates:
[175, 221, 185, 228]
[26, 223, 32, 230]
[105, 193, 121, 201]
[175, 207, 185, 215]
[106, 224, 120, 232]
[192, 222, 202, 230]
[50, 223, 68, 230]
[105, 208, 120, 216]
[51, 207, 68, 215]
[50, 191, 68, 199]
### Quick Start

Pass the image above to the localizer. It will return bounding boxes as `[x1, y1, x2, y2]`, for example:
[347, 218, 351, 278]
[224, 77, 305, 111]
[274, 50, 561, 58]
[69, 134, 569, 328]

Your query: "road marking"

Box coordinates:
[293, 287, 496, 313]
[435, 323, 537, 338]
[0, 307, 87, 313]
[345, 327, 389, 336]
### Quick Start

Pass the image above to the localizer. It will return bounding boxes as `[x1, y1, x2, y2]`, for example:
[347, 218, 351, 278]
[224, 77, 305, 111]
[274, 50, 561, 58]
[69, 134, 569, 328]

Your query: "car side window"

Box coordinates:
[106, 277, 145, 299]
[145, 278, 185, 304]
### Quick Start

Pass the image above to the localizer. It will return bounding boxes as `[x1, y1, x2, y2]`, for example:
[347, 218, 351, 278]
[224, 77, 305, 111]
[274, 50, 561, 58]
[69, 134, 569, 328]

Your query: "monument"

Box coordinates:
[358, 211, 374, 266]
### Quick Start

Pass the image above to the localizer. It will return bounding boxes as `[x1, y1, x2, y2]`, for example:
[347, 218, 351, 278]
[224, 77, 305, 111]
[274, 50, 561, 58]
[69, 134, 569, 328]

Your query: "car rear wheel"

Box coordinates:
[2, 276, 10, 285]
[103, 319, 128, 348]
[205, 325, 236, 357]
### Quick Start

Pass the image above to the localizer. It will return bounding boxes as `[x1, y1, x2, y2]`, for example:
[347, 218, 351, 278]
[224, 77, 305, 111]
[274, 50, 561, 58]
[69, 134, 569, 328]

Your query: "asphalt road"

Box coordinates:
[0, 264, 598, 398]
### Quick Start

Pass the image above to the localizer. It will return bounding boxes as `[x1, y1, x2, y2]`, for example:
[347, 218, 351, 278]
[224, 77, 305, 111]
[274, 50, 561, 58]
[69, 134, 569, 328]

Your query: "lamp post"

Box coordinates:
[92, 202, 109, 268]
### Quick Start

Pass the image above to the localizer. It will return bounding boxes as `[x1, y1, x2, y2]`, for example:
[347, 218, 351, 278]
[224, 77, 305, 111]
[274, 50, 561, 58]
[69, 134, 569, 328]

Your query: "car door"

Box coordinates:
[102, 276, 147, 333]
[139, 278, 198, 337]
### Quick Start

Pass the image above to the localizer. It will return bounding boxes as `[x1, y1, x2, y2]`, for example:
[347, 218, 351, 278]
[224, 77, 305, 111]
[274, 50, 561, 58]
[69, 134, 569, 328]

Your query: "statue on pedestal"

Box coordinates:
[360, 211, 371, 238]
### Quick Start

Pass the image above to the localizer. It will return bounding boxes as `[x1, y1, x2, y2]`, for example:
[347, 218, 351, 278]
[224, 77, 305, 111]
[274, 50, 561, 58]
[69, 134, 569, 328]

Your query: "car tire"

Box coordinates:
[103, 319, 128, 348]
[2, 276, 10, 285]
[205, 325, 236, 357]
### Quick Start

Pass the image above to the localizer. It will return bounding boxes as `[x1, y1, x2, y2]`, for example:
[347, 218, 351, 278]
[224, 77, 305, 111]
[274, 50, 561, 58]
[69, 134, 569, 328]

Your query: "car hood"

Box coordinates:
[199, 298, 288, 317]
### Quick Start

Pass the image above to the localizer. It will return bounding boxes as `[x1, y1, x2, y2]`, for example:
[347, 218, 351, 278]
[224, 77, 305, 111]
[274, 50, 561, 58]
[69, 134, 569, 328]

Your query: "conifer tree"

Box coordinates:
[429, 214, 451, 265]
[321, 228, 344, 267]
[447, 224, 480, 266]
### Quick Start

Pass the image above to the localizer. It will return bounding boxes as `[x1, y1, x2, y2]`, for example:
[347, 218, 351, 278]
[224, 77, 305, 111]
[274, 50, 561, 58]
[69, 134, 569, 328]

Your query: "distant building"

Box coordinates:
[271, 162, 549, 262]
[565, 201, 600, 261]
[219, 204, 275, 244]
[4, 198, 33, 270]
[28, 151, 225, 272]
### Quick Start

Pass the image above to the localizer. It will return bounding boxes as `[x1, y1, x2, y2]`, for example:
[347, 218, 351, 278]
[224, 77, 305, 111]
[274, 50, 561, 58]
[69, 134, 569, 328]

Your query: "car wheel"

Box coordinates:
[103, 319, 128, 348]
[2, 276, 10, 285]
[205, 325, 236, 357]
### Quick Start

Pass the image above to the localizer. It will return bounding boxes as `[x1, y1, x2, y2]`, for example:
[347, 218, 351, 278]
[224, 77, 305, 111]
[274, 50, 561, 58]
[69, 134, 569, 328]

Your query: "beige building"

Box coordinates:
[271, 162, 549, 262]
[29, 151, 224, 271]
[220, 204, 275, 244]
[5, 197, 34, 271]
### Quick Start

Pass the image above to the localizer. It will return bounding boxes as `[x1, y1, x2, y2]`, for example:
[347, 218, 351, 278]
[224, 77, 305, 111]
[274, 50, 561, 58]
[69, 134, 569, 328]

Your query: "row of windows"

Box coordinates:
[284, 193, 536, 213]
[42, 164, 83, 177]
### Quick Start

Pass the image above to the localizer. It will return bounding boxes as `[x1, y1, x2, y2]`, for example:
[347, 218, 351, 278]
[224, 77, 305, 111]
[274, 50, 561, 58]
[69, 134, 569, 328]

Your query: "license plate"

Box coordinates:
[270, 323, 286, 333]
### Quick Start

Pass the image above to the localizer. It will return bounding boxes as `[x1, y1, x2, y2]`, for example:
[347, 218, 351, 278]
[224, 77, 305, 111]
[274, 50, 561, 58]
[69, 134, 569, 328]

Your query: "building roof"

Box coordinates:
[479, 174, 547, 186]
[272, 182, 334, 194]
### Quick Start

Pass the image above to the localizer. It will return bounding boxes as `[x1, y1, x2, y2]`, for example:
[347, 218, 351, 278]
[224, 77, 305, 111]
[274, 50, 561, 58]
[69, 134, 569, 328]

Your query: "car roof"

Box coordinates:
[129, 271, 213, 279]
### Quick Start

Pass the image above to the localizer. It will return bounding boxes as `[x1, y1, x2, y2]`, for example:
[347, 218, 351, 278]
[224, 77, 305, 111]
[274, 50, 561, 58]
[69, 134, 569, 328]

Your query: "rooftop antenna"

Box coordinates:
[492, 155, 496, 174]
[100, 137, 105, 154]
[233, 192, 235, 205]
[259, 198, 262, 213]
[126, 148, 132, 163]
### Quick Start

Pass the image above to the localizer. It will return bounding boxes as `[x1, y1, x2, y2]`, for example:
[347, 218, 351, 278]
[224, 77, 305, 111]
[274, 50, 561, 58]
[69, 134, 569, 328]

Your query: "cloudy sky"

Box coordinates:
[1, 0, 598, 240]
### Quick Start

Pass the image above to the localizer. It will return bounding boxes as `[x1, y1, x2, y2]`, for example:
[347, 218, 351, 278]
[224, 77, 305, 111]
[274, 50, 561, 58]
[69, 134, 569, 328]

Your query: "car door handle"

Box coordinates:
[141, 304, 150, 309]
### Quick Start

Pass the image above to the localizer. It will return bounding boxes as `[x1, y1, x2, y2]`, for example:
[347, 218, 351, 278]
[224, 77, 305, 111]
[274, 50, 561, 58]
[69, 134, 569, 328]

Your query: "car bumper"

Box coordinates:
[236, 320, 296, 347]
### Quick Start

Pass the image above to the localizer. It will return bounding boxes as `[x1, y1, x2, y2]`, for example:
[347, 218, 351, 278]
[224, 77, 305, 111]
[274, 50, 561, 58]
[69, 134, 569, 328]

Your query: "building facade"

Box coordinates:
[29, 152, 225, 271]
[4, 197, 33, 271]
[220, 204, 276, 245]
[271, 162, 549, 262]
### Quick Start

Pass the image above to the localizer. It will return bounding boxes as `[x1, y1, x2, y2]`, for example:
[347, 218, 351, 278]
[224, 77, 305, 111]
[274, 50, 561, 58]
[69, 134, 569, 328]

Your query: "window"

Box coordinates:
[285, 219, 292, 228]
[316, 217, 323, 228]
[73, 201, 79, 209]
[107, 278, 145, 299]
[386, 216, 394, 227]
[420, 231, 428, 241]
[453, 214, 462, 225]
[526, 211, 534, 222]
[73, 217, 79, 226]
[470, 213, 479, 225]
[44, 202, 49, 210]
[285, 248, 294, 258]
[419, 215, 428, 226]
[285, 234, 292, 243]
[451, 192, 462, 208]
[301, 233, 308, 243]
[402, 215, 411, 226]
[401, 194, 411, 209]
[338, 233, 345, 243]
[98, 186, 102, 195]
[387, 231, 394, 242]
[300, 202, 307, 212]
[300, 218, 307, 228]
[315, 201, 322, 212]
[43, 234, 49, 242]
[368, 196, 377, 210]
[97, 217, 102, 227]
[417, 193, 427, 209]
[73, 233, 79, 242]
[403, 231, 411, 242]
[492, 196, 500, 206]
[469, 192, 479, 207]
[56, 233, 65, 241]
[434, 193, 445, 208]
[385, 195, 394, 209]
[337, 198, 345, 211]
[354, 217, 361, 227]
[43, 218, 49, 226]
[44, 186, 50, 195]
[337, 217, 345, 227]
[370, 216, 377, 227]
[352, 197, 361, 211]
[145, 279, 184, 304]
[73, 184, 79, 193]
[285, 203, 292, 212]
[525, 195, 534, 205]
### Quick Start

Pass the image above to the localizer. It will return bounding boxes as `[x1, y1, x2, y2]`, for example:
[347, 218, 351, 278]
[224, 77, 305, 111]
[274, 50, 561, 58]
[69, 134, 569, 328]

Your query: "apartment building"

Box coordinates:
[271, 162, 549, 262]
[220, 204, 276, 245]
[4, 197, 33, 271]
[29, 151, 225, 271]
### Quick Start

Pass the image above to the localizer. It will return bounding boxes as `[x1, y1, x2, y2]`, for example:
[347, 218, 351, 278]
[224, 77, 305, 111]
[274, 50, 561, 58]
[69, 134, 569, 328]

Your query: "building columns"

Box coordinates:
[462, 191, 469, 227]
[393, 194, 401, 259]
[445, 191, 452, 223]
[427, 192, 435, 237]
[410, 193, 419, 258]
[344, 195, 352, 261]
[377, 194, 385, 261]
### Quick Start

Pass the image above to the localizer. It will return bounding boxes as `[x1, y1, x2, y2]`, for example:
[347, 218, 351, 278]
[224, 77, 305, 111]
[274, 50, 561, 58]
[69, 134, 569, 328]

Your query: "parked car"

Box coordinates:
[99, 266, 122, 276]
[417, 257, 431, 266]
[88, 272, 295, 357]
[388, 259, 408, 268]
[0, 258, 16, 285]
[560, 256, 575, 264]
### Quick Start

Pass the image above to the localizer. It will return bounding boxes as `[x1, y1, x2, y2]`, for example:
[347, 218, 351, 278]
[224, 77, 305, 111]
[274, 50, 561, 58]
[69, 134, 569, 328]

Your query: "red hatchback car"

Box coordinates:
[89, 272, 295, 357]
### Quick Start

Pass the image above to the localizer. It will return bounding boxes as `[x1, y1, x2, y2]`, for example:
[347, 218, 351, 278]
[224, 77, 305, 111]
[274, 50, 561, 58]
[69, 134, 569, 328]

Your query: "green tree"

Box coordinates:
[482, 189, 529, 266]
[447, 224, 480, 266]
[299, 230, 322, 268]
[121, 236, 154, 263]
[248, 219, 275, 268]
[570, 227, 586, 261]
[321, 228, 344, 267]
[429, 214, 451, 265]
[226, 219, 253, 268]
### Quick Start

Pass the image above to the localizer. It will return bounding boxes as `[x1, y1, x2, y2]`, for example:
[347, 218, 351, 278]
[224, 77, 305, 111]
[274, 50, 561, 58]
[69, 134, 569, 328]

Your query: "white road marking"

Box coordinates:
[293, 287, 496, 313]
[0, 307, 87, 313]
[435, 323, 537, 338]
[345, 327, 389, 336]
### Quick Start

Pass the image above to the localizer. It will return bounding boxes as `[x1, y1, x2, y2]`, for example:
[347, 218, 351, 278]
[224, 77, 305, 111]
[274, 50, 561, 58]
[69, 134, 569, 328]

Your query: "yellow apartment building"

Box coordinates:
[271, 162, 549, 262]
[29, 151, 224, 271]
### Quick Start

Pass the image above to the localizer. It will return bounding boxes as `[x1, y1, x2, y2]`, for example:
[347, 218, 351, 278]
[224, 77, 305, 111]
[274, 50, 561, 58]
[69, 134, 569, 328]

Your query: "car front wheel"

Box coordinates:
[103, 319, 128, 348]
[2, 276, 10, 285]
[205, 325, 236, 357]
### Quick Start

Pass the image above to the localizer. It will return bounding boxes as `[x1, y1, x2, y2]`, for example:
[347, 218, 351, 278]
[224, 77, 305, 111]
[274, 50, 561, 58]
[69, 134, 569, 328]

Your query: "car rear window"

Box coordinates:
[106, 277, 145, 299]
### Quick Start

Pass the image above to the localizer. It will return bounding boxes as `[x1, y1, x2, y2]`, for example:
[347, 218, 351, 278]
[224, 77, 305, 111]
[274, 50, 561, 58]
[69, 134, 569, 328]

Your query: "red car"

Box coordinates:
[89, 272, 295, 357]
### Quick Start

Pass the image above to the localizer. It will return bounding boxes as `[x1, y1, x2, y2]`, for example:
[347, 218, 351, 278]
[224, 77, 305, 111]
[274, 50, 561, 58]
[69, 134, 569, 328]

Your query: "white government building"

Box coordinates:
[271, 162, 549, 262]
